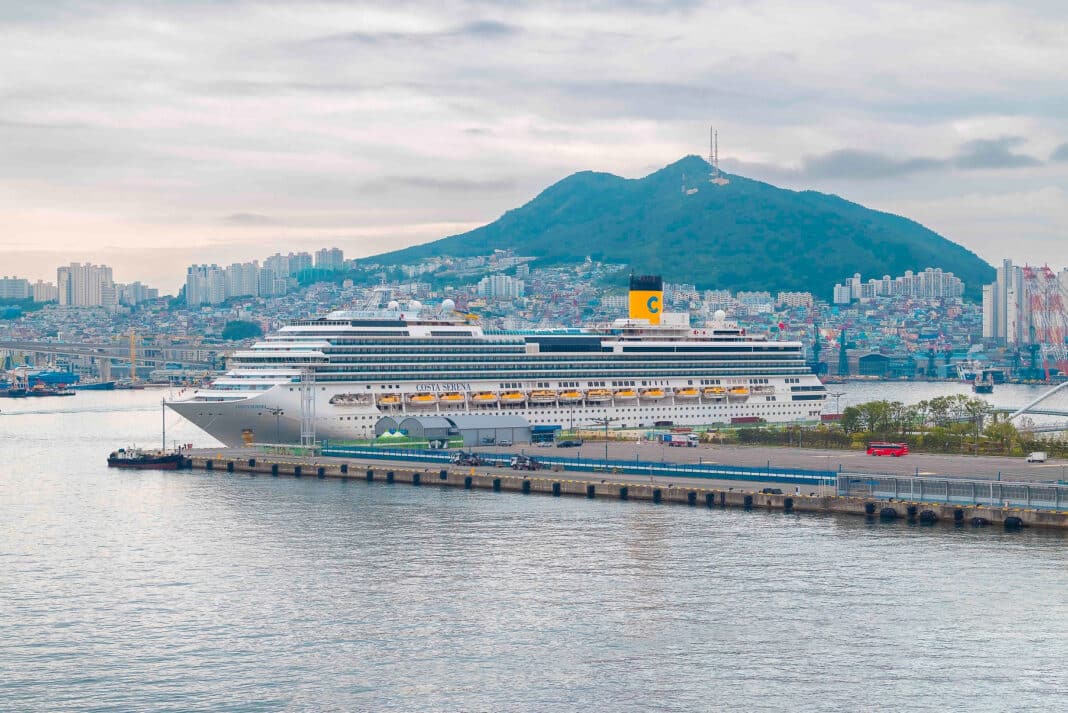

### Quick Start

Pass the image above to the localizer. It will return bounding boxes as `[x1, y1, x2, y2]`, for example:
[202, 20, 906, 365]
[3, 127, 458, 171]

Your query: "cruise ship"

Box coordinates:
[167, 276, 826, 446]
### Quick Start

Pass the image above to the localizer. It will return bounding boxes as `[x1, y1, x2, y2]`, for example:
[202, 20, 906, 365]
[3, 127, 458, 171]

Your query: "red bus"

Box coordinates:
[866, 442, 909, 457]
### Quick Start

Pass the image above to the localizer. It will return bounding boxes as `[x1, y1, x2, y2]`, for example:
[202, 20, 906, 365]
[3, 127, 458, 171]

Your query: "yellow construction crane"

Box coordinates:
[128, 329, 138, 383]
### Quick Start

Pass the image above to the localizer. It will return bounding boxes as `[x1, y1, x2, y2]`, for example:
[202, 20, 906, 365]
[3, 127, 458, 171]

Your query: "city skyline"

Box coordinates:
[2, 1, 1068, 292]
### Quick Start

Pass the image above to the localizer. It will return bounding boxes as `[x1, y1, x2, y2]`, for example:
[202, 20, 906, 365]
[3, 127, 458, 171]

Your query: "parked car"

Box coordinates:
[760, 488, 783, 495]
[1026, 451, 1047, 463]
[497, 439, 512, 447]
[556, 439, 583, 448]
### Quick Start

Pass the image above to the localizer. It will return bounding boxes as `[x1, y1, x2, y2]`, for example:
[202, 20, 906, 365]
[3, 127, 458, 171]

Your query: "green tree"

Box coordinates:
[221, 320, 263, 341]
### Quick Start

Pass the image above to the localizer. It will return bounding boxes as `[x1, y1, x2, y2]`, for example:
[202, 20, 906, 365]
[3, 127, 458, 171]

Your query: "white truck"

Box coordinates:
[1026, 451, 1047, 463]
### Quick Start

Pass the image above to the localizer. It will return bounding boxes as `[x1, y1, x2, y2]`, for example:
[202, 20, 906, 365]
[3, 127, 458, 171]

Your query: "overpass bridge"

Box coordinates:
[0, 339, 222, 372]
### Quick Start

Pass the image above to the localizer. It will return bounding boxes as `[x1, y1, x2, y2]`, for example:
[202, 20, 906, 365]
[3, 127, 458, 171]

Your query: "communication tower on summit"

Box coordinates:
[709, 126, 729, 186]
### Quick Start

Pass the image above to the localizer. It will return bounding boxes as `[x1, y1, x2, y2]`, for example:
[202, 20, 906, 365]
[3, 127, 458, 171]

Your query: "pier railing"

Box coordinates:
[837, 474, 1068, 510]
[320, 443, 837, 486]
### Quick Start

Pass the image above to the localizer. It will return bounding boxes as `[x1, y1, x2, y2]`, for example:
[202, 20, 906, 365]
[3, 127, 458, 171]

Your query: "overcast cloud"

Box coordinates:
[1, 0, 1066, 291]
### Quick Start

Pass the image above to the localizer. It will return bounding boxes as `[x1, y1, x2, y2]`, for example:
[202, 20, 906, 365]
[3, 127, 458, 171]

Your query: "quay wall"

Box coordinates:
[178, 452, 1068, 531]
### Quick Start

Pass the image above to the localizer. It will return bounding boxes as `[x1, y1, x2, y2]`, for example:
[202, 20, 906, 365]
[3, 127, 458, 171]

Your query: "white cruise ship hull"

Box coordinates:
[168, 379, 823, 447]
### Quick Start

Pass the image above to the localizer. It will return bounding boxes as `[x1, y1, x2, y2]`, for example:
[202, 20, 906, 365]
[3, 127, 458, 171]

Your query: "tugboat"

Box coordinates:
[107, 447, 184, 470]
[972, 374, 994, 394]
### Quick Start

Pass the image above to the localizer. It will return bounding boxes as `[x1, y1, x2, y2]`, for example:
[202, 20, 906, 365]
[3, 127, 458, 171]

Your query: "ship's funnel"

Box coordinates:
[628, 274, 663, 325]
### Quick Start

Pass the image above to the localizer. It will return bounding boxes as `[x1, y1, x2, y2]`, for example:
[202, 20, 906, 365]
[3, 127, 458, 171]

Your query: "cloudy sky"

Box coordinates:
[2, 0, 1066, 292]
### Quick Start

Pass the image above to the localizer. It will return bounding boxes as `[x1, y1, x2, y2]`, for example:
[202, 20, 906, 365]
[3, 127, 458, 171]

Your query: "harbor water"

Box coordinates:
[1, 389, 1066, 711]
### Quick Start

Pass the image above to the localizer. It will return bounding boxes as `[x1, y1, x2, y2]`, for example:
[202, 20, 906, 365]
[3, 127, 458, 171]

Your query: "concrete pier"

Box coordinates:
[174, 450, 1068, 531]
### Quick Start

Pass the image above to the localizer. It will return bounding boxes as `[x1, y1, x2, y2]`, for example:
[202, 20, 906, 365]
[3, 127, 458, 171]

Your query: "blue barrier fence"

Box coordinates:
[320, 444, 838, 486]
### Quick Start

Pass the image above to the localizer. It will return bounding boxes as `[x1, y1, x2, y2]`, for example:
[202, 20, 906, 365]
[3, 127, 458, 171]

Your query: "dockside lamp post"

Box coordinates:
[267, 406, 284, 444]
[591, 416, 618, 471]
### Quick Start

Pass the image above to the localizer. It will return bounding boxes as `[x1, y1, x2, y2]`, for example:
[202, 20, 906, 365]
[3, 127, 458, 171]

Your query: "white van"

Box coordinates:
[1026, 451, 1047, 463]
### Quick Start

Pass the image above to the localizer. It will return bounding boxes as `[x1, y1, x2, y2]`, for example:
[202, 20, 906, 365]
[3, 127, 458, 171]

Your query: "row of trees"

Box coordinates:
[728, 395, 1068, 458]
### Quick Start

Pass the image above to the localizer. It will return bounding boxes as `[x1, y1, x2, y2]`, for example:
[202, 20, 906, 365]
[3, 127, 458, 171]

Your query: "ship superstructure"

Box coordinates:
[168, 276, 826, 445]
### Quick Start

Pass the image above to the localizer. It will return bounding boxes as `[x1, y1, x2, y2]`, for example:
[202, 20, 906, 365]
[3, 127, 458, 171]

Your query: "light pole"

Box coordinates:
[267, 407, 284, 444]
[829, 391, 845, 415]
[591, 416, 618, 471]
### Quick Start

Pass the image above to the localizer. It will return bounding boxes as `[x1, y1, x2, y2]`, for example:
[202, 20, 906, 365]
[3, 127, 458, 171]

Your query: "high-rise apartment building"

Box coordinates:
[315, 247, 344, 270]
[57, 263, 116, 308]
[477, 274, 525, 299]
[32, 280, 58, 302]
[982, 259, 1068, 344]
[832, 268, 964, 302]
[185, 265, 227, 307]
[0, 276, 31, 299]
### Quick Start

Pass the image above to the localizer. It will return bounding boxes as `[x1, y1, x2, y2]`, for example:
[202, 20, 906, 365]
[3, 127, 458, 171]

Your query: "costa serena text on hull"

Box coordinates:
[167, 275, 827, 446]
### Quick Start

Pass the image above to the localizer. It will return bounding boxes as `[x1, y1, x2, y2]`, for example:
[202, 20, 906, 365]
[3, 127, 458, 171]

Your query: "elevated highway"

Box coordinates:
[0, 339, 220, 370]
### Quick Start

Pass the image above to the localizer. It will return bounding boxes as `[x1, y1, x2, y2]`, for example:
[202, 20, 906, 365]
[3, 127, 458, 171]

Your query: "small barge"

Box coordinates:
[107, 448, 184, 470]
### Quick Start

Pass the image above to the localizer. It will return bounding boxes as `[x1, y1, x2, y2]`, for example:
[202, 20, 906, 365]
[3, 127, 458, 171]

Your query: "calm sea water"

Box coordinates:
[1, 388, 1066, 712]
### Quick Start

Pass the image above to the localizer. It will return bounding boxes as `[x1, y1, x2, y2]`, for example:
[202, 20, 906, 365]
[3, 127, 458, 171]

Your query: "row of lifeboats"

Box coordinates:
[375, 386, 753, 407]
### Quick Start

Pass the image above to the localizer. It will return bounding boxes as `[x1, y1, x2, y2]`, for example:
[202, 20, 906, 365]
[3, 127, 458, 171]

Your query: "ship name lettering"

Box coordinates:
[415, 382, 472, 393]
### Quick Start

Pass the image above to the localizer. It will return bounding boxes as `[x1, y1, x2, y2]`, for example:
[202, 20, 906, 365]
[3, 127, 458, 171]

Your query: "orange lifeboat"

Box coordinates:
[407, 393, 437, 406]
[559, 390, 583, 402]
[585, 388, 612, 402]
[640, 388, 666, 400]
[500, 391, 526, 404]
[439, 392, 466, 403]
[529, 389, 557, 403]
[471, 391, 498, 404]
[614, 388, 638, 401]
[378, 394, 401, 406]
[674, 387, 699, 400]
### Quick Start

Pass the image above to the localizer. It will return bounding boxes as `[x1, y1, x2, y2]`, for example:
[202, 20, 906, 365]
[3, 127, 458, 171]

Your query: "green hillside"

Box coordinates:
[375, 155, 994, 298]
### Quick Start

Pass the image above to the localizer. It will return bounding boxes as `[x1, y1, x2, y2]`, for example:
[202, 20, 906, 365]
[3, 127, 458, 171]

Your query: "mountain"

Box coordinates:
[374, 155, 994, 298]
